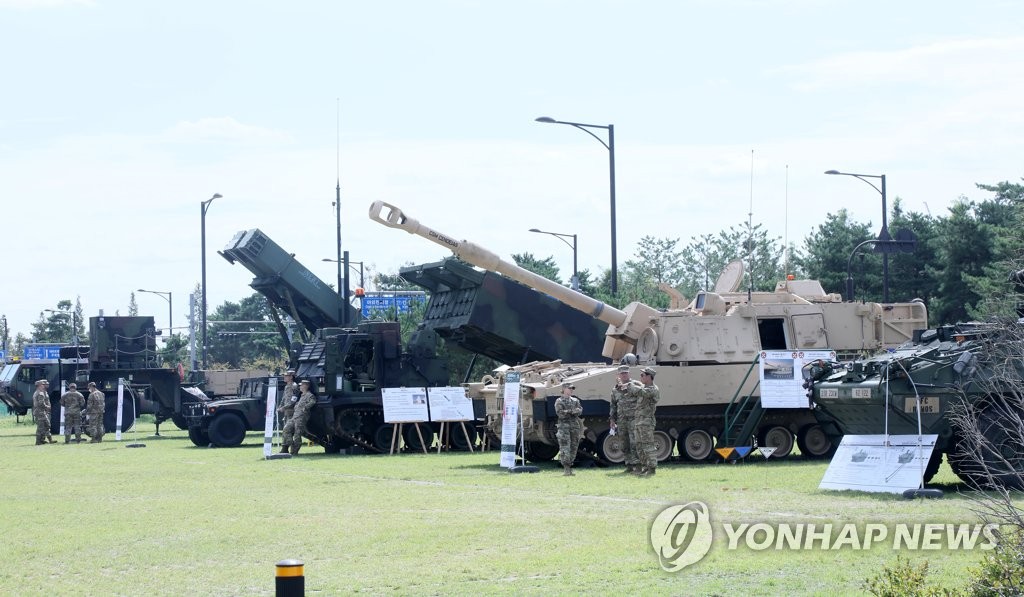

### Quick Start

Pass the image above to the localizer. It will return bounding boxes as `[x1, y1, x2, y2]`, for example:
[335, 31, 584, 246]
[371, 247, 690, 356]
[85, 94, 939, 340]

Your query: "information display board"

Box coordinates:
[427, 387, 474, 421]
[382, 387, 429, 423]
[819, 434, 938, 494]
[760, 350, 836, 408]
[499, 372, 521, 468]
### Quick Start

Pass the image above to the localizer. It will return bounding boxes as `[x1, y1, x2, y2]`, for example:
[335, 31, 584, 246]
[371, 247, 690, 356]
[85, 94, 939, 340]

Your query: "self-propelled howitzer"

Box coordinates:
[369, 200, 928, 464]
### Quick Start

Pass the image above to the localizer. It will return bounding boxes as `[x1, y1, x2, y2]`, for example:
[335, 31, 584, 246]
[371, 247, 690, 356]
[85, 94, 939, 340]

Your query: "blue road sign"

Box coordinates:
[361, 295, 423, 316]
[23, 345, 61, 360]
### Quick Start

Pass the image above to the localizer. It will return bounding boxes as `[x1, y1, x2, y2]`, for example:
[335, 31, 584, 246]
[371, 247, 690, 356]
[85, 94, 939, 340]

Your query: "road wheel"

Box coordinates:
[208, 413, 246, 447]
[449, 424, 478, 451]
[403, 424, 434, 452]
[797, 424, 833, 459]
[653, 430, 674, 462]
[525, 441, 559, 463]
[679, 427, 715, 461]
[758, 425, 795, 459]
[372, 423, 395, 452]
[951, 406, 1024, 489]
[188, 426, 210, 447]
[596, 430, 626, 464]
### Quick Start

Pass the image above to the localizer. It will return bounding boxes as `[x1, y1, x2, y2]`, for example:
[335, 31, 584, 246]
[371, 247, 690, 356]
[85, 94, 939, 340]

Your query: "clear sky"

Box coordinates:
[2, 0, 1022, 341]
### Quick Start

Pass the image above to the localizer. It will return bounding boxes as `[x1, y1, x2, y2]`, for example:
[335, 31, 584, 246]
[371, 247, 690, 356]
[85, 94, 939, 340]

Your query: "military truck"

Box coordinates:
[369, 200, 928, 464]
[185, 321, 451, 450]
[806, 322, 1024, 488]
[0, 316, 204, 435]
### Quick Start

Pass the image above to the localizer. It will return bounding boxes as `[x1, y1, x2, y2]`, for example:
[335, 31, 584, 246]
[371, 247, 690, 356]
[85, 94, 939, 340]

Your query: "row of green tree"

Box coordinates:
[5, 179, 1021, 374]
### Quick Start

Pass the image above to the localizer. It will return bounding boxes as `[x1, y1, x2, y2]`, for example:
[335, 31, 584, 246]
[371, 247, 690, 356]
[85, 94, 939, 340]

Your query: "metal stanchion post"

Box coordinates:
[275, 559, 304, 596]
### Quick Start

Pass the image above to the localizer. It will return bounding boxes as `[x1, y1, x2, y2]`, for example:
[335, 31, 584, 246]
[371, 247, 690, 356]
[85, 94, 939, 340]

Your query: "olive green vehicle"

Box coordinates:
[806, 323, 1024, 488]
[184, 376, 281, 447]
[369, 201, 928, 465]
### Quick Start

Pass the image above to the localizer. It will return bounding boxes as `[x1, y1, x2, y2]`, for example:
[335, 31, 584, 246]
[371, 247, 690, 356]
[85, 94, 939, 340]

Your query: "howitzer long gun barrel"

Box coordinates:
[369, 201, 627, 327]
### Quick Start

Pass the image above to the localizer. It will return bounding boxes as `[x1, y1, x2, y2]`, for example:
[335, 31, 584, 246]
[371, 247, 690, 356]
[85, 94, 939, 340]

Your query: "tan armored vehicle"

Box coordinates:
[369, 201, 927, 464]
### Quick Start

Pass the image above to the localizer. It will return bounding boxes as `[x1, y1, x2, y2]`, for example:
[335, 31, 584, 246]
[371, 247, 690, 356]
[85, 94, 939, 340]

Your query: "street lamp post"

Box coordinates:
[137, 289, 173, 338]
[1, 315, 7, 352]
[528, 228, 579, 290]
[536, 116, 617, 295]
[845, 239, 878, 302]
[825, 170, 890, 302]
[200, 193, 222, 369]
[322, 258, 365, 289]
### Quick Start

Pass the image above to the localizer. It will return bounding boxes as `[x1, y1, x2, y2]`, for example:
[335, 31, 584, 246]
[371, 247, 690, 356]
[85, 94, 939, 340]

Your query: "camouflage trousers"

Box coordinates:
[87, 415, 104, 442]
[64, 412, 83, 440]
[618, 416, 638, 468]
[35, 415, 51, 444]
[630, 419, 658, 471]
[556, 422, 582, 467]
[282, 417, 308, 454]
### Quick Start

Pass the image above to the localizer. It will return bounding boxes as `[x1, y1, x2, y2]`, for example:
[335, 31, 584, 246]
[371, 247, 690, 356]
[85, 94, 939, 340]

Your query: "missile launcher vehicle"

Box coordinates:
[806, 322, 1024, 488]
[369, 200, 928, 464]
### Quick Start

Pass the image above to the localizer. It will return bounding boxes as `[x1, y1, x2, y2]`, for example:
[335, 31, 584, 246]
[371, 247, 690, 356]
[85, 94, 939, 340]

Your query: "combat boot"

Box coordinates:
[35, 440, 44, 445]
[563, 464, 574, 476]
[289, 446, 300, 456]
[639, 468, 656, 477]
[278, 447, 289, 454]
[64, 437, 70, 444]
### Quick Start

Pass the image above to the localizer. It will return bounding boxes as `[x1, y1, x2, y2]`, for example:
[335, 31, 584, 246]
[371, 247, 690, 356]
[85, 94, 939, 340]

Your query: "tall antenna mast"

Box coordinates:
[335, 98, 345, 326]
[747, 149, 754, 302]
[784, 164, 790, 275]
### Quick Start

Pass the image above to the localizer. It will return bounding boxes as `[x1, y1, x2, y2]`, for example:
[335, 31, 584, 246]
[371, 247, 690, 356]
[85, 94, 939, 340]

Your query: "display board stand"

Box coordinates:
[436, 420, 475, 454]
[390, 421, 429, 455]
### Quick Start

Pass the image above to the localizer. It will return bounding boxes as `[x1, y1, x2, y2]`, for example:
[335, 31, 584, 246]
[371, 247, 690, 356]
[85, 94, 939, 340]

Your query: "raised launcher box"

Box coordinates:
[199, 369, 272, 398]
[400, 258, 610, 365]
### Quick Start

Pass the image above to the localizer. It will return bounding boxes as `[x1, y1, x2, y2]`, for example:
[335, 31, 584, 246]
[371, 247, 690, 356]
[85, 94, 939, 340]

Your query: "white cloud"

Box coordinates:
[160, 117, 294, 145]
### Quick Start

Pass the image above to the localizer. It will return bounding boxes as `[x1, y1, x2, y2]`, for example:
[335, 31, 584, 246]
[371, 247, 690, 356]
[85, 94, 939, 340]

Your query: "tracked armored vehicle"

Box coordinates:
[369, 200, 928, 464]
[807, 323, 1024, 488]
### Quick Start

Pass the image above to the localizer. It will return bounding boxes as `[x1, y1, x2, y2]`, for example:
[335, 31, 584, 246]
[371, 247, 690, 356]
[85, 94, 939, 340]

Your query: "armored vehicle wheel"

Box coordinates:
[596, 430, 626, 464]
[372, 423, 395, 452]
[525, 441, 559, 463]
[188, 426, 210, 447]
[679, 428, 715, 461]
[653, 430, 674, 462]
[172, 413, 189, 431]
[797, 424, 833, 459]
[208, 413, 246, 447]
[952, 406, 1024, 489]
[449, 424, 478, 451]
[403, 424, 434, 451]
[758, 426, 795, 459]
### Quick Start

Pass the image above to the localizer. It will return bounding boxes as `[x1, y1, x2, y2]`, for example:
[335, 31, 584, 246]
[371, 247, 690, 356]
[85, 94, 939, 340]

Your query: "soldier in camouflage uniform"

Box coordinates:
[60, 383, 86, 443]
[85, 382, 106, 443]
[555, 382, 584, 476]
[632, 367, 660, 476]
[276, 370, 299, 430]
[281, 380, 317, 455]
[33, 380, 55, 445]
[609, 365, 642, 473]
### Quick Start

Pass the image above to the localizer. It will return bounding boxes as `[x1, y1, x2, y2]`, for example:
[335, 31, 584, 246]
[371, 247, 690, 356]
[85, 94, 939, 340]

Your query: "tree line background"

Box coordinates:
[5, 179, 1022, 374]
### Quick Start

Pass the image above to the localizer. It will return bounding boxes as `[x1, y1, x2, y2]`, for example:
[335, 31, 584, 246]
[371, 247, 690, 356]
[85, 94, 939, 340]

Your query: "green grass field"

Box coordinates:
[0, 414, 1017, 596]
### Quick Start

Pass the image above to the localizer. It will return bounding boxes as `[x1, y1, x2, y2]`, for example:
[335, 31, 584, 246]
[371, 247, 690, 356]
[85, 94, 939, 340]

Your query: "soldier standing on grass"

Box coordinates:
[33, 380, 55, 445]
[281, 380, 317, 455]
[85, 382, 106, 443]
[277, 369, 299, 431]
[633, 367, 660, 477]
[555, 382, 584, 476]
[60, 383, 86, 444]
[609, 365, 642, 473]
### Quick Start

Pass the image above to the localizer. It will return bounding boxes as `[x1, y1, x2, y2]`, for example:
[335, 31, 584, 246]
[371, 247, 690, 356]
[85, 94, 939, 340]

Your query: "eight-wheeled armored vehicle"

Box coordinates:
[369, 200, 928, 464]
[807, 322, 1024, 487]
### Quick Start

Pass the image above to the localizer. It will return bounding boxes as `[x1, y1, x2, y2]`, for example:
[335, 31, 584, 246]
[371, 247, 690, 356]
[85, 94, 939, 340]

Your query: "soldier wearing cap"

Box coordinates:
[609, 365, 643, 473]
[33, 380, 55, 445]
[281, 379, 317, 455]
[633, 366, 660, 476]
[555, 382, 584, 476]
[60, 382, 86, 443]
[277, 369, 299, 430]
[85, 382, 106, 443]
